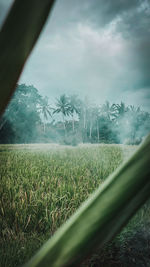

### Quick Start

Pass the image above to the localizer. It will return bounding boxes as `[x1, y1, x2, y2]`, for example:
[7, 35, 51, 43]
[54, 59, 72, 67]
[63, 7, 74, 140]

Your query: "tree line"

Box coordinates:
[0, 84, 150, 145]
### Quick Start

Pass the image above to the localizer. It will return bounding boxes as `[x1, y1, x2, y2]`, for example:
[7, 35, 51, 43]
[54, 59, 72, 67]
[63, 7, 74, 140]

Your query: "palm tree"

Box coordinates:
[101, 101, 116, 120]
[85, 106, 101, 142]
[68, 95, 80, 132]
[53, 94, 70, 131]
[128, 105, 146, 144]
[39, 97, 52, 132]
[79, 97, 90, 130]
[129, 105, 141, 113]
[92, 107, 101, 142]
[87, 106, 96, 140]
[113, 101, 128, 119]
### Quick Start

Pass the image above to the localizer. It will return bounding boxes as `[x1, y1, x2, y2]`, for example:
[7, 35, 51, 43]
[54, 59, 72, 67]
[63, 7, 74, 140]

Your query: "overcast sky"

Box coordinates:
[1, 0, 150, 110]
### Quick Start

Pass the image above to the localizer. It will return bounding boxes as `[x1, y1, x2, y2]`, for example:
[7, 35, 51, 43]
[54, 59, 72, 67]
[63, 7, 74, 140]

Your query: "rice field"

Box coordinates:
[0, 144, 149, 266]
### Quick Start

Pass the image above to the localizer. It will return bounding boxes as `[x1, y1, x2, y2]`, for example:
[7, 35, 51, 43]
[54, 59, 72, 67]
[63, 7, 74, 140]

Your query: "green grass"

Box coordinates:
[0, 144, 149, 266]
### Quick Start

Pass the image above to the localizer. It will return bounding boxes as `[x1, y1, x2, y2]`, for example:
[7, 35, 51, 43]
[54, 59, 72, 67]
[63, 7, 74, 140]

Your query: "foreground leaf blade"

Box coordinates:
[0, 0, 55, 115]
[25, 135, 150, 267]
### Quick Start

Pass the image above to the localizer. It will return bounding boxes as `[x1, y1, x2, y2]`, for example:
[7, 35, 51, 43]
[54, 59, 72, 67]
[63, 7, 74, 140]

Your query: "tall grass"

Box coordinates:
[0, 144, 122, 239]
[23, 136, 150, 267]
[1, 143, 150, 266]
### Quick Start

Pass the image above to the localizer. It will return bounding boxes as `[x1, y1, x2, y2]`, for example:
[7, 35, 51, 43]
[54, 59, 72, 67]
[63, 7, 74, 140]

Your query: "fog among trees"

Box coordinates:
[0, 84, 150, 145]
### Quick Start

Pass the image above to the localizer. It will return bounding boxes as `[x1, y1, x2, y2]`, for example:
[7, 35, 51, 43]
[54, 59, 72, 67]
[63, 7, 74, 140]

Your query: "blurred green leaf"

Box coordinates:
[0, 0, 55, 115]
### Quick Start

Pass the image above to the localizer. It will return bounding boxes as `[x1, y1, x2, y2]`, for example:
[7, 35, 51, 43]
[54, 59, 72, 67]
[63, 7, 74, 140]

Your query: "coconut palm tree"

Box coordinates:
[87, 106, 96, 140]
[92, 107, 101, 142]
[79, 97, 90, 130]
[127, 105, 148, 144]
[39, 97, 53, 132]
[68, 95, 80, 132]
[100, 101, 116, 120]
[53, 94, 70, 131]
[113, 102, 128, 119]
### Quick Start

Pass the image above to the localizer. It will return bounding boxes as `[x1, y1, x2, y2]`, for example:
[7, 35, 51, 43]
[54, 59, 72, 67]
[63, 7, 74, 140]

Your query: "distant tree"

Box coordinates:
[139, 111, 150, 138]
[100, 101, 116, 120]
[68, 95, 80, 132]
[127, 106, 150, 144]
[78, 97, 91, 131]
[38, 97, 53, 132]
[1, 85, 150, 145]
[92, 107, 101, 142]
[76, 98, 90, 142]
[87, 106, 99, 140]
[0, 120, 15, 144]
[0, 84, 42, 143]
[53, 94, 70, 131]
[113, 102, 128, 119]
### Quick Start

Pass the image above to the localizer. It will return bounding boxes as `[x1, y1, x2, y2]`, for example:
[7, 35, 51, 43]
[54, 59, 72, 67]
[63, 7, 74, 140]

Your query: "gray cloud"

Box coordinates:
[50, 0, 150, 91]
[0, 0, 149, 110]
[115, 0, 150, 90]
[48, 0, 140, 28]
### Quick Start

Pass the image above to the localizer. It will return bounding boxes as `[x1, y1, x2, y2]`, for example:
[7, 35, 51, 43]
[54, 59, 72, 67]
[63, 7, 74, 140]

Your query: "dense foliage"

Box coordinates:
[0, 84, 150, 144]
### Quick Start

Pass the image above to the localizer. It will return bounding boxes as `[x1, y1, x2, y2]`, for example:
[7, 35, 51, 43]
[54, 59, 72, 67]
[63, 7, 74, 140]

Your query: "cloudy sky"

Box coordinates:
[1, 0, 150, 110]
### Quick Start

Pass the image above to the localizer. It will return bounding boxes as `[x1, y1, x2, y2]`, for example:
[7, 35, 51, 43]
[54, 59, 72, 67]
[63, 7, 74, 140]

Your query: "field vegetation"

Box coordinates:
[0, 144, 150, 266]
